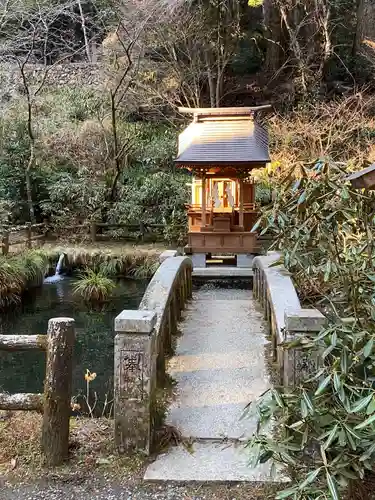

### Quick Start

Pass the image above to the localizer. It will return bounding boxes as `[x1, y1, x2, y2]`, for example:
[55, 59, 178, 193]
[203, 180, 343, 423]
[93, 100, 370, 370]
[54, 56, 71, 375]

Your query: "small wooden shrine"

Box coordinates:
[175, 106, 270, 264]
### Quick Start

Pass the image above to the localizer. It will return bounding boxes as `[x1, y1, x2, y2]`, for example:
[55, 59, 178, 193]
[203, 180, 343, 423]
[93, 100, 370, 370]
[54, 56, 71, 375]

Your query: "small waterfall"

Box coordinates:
[44, 253, 66, 284]
[55, 253, 65, 275]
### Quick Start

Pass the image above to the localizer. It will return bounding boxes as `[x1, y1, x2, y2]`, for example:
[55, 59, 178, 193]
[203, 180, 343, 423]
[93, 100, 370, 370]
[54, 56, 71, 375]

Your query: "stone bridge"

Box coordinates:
[114, 252, 325, 483]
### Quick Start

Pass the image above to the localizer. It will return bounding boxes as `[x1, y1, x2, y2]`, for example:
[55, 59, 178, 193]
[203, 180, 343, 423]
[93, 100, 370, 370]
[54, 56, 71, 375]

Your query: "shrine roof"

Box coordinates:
[175, 107, 270, 167]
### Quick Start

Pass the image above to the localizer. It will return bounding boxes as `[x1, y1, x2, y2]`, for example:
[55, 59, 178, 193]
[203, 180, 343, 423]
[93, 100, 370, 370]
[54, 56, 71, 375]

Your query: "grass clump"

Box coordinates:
[73, 269, 116, 303]
[0, 256, 25, 308]
[17, 250, 49, 285]
[44, 244, 161, 278]
[0, 250, 49, 309]
[129, 256, 159, 279]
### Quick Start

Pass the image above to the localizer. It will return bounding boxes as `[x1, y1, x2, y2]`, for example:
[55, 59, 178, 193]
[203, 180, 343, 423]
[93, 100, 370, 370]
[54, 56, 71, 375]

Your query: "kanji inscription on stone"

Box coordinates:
[120, 350, 144, 401]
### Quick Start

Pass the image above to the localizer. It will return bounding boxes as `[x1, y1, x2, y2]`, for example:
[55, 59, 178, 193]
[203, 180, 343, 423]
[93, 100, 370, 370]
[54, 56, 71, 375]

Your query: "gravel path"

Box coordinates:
[1, 475, 272, 500]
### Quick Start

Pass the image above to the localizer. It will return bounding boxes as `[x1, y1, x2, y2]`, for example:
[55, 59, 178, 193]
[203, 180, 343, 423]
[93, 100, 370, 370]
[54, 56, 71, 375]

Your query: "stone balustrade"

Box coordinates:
[253, 252, 326, 387]
[114, 256, 193, 454]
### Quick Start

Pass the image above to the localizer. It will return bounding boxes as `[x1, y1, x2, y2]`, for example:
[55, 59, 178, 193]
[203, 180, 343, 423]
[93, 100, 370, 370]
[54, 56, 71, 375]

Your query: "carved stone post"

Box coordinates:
[114, 310, 157, 455]
[283, 309, 327, 387]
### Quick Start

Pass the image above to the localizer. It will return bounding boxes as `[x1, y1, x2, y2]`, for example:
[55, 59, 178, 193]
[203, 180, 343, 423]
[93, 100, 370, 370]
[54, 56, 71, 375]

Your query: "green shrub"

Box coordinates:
[73, 269, 116, 303]
[249, 160, 375, 499]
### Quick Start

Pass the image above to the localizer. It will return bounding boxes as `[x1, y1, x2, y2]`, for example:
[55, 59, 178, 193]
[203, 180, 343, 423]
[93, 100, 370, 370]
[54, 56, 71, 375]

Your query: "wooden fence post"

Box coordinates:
[90, 222, 97, 243]
[42, 219, 49, 246]
[140, 222, 145, 242]
[41, 317, 75, 466]
[26, 223, 32, 249]
[1, 232, 9, 256]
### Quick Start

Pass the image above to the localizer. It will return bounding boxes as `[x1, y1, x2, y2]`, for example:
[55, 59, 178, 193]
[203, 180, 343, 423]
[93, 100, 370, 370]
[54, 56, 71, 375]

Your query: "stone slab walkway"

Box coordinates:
[145, 285, 278, 482]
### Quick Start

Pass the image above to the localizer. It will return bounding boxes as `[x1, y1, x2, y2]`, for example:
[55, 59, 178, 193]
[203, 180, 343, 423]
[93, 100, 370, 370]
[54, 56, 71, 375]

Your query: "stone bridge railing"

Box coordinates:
[253, 252, 326, 387]
[114, 255, 192, 454]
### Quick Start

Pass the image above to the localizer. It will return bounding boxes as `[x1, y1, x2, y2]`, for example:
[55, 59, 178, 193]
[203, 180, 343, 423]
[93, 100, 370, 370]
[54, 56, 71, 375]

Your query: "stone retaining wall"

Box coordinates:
[0, 62, 104, 100]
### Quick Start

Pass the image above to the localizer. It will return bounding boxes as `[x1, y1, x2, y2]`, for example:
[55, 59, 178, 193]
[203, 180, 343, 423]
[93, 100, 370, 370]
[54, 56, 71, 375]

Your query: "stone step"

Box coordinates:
[192, 288, 253, 300]
[144, 441, 287, 483]
[192, 267, 253, 278]
[166, 402, 258, 440]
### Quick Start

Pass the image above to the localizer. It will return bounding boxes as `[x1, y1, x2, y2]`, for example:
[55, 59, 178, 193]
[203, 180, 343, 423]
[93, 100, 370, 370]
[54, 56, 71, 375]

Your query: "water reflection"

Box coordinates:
[0, 278, 147, 405]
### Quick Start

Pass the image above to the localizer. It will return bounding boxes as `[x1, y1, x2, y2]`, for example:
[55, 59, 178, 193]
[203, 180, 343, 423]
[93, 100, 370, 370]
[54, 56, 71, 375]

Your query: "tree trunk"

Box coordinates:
[355, 0, 375, 57]
[25, 166, 36, 224]
[215, 66, 224, 107]
[263, 0, 284, 74]
[205, 52, 216, 107]
[77, 0, 91, 62]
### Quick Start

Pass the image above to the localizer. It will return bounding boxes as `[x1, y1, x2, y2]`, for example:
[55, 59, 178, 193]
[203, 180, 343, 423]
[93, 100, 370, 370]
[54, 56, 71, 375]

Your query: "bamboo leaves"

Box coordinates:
[246, 160, 375, 499]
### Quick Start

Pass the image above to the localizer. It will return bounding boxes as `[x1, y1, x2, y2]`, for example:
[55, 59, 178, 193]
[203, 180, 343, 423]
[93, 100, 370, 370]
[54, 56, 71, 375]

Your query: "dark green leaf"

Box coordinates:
[363, 338, 374, 358]
[350, 393, 373, 413]
[366, 397, 375, 415]
[340, 350, 347, 374]
[298, 191, 307, 205]
[333, 372, 341, 392]
[299, 467, 322, 489]
[323, 345, 335, 359]
[323, 424, 339, 450]
[315, 375, 331, 395]
[326, 471, 339, 500]
[303, 391, 314, 413]
[273, 390, 284, 408]
[359, 442, 375, 462]
[301, 399, 309, 418]
[259, 451, 273, 463]
[275, 488, 298, 499]
[354, 413, 375, 430]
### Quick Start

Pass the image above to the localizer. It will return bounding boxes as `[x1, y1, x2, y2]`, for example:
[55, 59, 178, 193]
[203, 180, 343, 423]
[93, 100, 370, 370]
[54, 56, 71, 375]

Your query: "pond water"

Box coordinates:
[0, 278, 147, 409]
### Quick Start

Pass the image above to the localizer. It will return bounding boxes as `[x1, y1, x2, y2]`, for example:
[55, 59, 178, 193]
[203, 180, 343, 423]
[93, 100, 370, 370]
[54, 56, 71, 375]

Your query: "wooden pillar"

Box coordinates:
[239, 179, 244, 228]
[26, 223, 32, 249]
[90, 222, 97, 243]
[201, 174, 206, 229]
[2, 232, 9, 256]
[250, 181, 255, 204]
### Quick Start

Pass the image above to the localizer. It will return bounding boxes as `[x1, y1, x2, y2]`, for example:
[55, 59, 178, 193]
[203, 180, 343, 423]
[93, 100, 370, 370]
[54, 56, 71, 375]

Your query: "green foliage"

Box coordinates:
[109, 171, 189, 244]
[0, 86, 185, 242]
[73, 269, 116, 303]
[249, 160, 375, 498]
